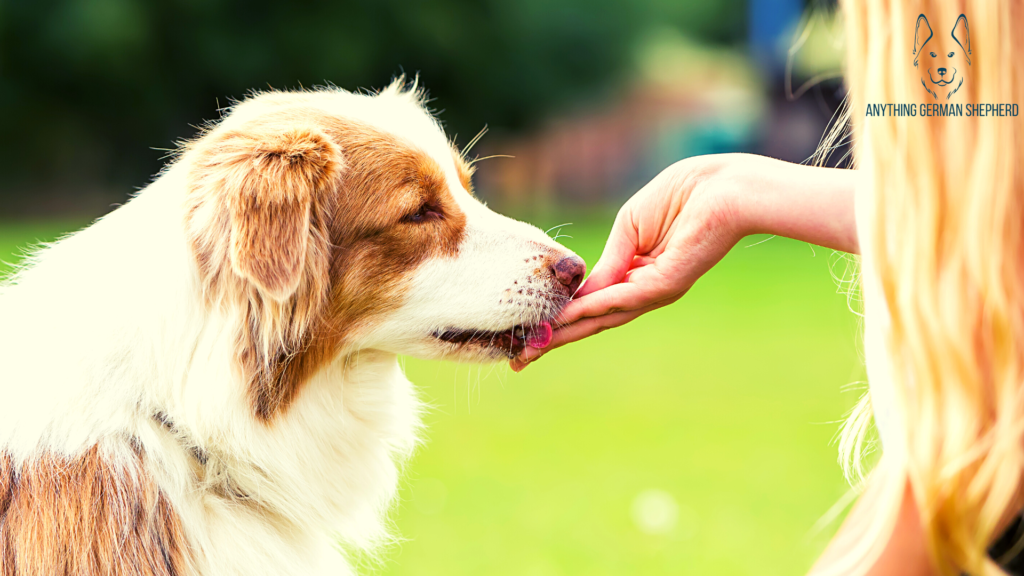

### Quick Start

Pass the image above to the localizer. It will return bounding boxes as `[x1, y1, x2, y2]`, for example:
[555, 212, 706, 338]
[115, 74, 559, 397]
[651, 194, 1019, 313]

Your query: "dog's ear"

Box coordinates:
[224, 127, 341, 300]
[914, 14, 933, 67]
[185, 121, 344, 420]
[952, 14, 971, 65]
[193, 125, 343, 301]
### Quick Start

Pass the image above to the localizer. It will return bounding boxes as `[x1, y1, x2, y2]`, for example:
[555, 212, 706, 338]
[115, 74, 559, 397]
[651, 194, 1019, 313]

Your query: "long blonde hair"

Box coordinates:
[824, 1, 1024, 574]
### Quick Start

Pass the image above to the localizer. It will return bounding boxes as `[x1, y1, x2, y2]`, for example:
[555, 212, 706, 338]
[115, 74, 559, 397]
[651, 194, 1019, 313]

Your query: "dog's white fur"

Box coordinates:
[0, 83, 579, 575]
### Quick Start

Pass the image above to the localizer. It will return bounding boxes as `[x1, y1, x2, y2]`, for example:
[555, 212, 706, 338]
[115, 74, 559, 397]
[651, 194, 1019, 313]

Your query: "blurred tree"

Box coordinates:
[0, 0, 744, 209]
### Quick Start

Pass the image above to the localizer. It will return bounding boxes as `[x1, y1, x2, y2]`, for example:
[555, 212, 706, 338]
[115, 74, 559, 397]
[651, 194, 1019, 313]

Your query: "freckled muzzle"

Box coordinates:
[431, 252, 585, 357]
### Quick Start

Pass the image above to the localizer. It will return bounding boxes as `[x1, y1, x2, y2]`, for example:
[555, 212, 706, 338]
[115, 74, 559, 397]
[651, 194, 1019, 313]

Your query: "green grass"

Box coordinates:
[0, 219, 90, 274]
[0, 218, 864, 576]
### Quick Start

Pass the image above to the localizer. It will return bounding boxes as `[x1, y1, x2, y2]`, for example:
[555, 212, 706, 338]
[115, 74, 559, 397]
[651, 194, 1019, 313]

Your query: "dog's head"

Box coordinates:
[182, 82, 584, 419]
[914, 14, 971, 100]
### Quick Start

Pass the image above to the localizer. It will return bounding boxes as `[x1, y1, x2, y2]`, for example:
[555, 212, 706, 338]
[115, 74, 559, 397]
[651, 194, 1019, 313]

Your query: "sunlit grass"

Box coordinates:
[0, 217, 862, 576]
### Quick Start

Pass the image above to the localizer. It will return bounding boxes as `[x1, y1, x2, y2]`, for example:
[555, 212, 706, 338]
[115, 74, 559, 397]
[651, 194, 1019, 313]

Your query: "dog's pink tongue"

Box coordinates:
[526, 321, 553, 349]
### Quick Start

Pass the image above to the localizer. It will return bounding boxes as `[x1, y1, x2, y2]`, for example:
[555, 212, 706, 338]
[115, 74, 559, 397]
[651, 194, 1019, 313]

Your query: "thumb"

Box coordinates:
[577, 209, 637, 297]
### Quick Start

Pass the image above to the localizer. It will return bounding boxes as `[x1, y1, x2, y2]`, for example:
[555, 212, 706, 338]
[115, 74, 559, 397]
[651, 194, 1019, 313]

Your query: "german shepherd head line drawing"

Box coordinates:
[914, 13, 971, 100]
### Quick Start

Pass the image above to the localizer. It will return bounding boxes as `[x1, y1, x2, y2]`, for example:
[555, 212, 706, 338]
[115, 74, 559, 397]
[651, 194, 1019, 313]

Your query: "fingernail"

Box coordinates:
[511, 348, 543, 372]
[521, 347, 543, 362]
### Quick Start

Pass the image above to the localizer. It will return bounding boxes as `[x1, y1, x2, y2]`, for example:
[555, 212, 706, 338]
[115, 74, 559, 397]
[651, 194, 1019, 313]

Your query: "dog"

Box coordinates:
[0, 80, 584, 576]
[914, 13, 972, 100]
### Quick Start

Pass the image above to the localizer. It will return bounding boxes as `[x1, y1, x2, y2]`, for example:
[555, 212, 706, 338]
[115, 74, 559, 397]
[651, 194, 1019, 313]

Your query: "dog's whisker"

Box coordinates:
[544, 222, 573, 236]
[468, 154, 515, 166]
[462, 125, 489, 156]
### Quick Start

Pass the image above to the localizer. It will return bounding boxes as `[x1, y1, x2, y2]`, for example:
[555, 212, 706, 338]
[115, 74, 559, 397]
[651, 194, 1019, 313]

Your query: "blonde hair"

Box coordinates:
[821, 0, 1024, 574]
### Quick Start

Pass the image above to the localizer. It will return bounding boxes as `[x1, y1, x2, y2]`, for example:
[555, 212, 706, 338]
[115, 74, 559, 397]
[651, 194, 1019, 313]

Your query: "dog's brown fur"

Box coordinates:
[0, 447, 191, 576]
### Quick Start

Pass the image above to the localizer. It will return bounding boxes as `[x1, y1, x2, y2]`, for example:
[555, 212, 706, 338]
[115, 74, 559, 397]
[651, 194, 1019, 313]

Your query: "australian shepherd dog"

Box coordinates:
[0, 81, 584, 576]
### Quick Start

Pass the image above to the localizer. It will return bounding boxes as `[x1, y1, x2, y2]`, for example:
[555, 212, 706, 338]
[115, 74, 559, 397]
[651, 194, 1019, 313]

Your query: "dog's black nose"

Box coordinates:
[551, 255, 585, 295]
[938, 67, 947, 75]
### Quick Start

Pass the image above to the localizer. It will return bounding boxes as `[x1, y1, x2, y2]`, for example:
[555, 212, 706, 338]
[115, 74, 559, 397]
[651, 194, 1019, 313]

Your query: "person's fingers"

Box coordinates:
[552, 255, 681, 328]
[576, 209, 639, 298]
[623, 258, 657, 283]
[521, 299, 671, 364]
[551, 281, 657, 326]
[511, 311, 642, 371]
[630, 255, 657, 269]
[509, 353, 539, 372]
[510, 303, 662, 372]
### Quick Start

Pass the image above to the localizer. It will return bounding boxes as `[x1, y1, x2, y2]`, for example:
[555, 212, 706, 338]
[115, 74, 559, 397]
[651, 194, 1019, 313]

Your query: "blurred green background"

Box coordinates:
[0, 0, 846, 215]
[0, 0, 860, 573]
[0, 220, 862, 575]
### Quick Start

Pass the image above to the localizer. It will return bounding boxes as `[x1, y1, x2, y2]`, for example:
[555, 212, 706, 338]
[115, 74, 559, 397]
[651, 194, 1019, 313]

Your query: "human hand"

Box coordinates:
[510, 153, 858, 371]
[511, 154, 749, 371]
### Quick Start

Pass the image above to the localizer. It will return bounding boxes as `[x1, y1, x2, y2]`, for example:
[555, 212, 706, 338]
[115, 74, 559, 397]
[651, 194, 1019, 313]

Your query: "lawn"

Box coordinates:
[0, 216, 864, 576]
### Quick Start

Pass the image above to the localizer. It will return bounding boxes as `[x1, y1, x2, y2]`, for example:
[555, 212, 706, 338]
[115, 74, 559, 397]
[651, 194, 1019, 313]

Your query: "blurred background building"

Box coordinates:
[0, 0, 846, 217]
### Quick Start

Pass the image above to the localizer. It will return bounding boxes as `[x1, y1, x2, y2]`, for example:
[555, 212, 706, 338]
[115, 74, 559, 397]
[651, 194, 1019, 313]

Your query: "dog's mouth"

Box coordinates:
[930, 70, 957, 85]
[433, 321, 554, 358]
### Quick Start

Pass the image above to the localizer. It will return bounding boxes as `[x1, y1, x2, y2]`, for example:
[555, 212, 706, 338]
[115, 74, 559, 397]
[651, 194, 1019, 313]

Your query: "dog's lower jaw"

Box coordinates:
[946, 76, 964, 100]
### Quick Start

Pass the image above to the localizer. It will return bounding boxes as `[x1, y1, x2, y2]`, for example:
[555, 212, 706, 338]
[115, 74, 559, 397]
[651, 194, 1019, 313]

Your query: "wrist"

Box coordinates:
[675, 154, 760, 246]
[714, 154, 860, 253]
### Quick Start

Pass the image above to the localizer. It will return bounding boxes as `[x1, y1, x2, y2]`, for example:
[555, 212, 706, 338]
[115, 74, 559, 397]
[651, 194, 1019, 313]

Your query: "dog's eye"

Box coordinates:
[403, 203, 443, 224]
[948, 52, 954, 57]
[930, 52, 937, 57]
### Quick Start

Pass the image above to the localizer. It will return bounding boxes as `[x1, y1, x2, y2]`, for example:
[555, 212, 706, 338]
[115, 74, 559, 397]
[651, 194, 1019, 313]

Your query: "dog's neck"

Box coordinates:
[150, 346, 419, 549]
